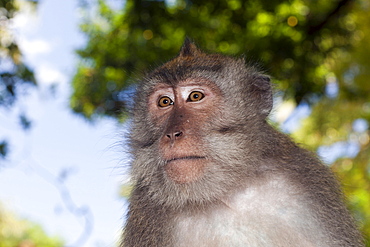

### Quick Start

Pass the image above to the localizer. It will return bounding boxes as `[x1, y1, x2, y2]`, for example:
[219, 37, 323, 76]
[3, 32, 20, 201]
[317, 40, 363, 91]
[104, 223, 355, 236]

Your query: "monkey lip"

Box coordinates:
[167, 156, 206, 163]
[165, 156, 207, 184]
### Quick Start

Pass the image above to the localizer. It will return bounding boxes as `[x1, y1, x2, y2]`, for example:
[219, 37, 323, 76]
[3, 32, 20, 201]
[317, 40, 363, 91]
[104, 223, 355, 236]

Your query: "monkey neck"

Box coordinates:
[256, 122, 299, 159]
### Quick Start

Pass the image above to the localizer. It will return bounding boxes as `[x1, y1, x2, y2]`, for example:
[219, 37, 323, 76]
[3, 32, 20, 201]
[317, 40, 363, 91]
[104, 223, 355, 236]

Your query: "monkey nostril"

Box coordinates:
[174, 131, 183, 138]
[166, 131, 183, 140]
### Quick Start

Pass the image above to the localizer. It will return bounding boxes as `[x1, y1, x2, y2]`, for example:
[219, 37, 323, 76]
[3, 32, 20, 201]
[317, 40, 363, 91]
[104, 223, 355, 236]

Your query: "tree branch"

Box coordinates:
[308, 0, 354, 34]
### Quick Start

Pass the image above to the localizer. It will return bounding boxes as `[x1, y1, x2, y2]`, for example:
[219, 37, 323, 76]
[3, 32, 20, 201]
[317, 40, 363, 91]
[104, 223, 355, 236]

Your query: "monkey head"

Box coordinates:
[129, 39, 273, 209]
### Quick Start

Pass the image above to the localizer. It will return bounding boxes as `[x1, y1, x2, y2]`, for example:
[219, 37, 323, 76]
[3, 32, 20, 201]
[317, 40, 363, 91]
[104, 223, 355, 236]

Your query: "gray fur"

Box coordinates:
[122, 40, 364, 247]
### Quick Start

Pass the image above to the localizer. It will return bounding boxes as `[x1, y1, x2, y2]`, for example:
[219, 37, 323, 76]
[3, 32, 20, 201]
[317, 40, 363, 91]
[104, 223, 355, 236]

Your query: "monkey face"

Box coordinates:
[129, 40, 273, 208]
[147, 79, 223, 184]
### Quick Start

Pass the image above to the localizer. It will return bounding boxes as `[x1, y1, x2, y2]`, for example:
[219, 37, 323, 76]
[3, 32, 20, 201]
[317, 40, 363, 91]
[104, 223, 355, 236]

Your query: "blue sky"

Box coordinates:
[0, 0, 128, 246]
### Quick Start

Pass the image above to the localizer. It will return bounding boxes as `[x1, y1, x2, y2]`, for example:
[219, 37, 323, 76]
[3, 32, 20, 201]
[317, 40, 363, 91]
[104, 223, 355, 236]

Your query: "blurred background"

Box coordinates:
[0, 0, 369, 246]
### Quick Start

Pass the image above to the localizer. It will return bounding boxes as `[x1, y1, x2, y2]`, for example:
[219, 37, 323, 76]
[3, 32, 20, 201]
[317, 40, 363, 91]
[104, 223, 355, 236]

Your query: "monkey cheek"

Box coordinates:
[165, 159, 206, 184]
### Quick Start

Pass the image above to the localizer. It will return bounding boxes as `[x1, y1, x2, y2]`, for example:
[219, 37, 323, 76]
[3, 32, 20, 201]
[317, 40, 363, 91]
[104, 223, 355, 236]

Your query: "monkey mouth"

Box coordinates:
[167, 156, 206, 163]
[165, 156, 207, 184]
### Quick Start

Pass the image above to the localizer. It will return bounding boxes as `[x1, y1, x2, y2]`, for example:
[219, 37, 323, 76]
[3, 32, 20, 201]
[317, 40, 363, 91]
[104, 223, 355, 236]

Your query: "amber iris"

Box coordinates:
[158, 96, 173, 107]
[188, 91, 204, 102]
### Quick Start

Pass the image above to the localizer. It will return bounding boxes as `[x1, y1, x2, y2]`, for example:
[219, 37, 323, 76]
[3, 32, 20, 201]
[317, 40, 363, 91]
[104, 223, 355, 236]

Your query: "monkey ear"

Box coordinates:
[179, 38, 202, 57]
[250, 75, 273, 118]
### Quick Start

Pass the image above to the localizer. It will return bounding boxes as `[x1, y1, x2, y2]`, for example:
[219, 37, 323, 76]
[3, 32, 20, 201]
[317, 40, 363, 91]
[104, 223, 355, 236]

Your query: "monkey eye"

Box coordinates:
[158, 96, 174, 107]
[187, 91, 204, 102]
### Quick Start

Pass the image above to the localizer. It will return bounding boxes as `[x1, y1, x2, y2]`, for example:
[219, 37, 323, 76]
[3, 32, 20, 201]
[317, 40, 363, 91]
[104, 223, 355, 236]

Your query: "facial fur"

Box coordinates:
[129, 39, 273, 209]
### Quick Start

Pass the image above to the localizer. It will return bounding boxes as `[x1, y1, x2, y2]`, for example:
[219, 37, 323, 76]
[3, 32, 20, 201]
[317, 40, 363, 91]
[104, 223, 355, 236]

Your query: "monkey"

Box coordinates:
[122, 39, 364, 247]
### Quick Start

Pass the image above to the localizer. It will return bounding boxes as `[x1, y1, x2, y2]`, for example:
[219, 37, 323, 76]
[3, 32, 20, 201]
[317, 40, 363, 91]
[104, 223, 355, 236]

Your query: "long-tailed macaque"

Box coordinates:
[122, 39, 364, 247]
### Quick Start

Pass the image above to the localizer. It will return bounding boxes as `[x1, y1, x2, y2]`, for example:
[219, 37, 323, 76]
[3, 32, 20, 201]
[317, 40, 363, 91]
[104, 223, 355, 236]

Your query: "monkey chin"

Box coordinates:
[165, 157, 207, 184]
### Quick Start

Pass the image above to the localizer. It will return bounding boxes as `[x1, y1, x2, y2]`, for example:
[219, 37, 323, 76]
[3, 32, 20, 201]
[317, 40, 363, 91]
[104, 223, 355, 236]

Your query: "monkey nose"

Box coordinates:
[166, 131, 183, 140]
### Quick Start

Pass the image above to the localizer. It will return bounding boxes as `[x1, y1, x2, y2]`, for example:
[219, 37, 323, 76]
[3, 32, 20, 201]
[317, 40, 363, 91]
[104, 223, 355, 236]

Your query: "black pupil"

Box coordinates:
[163, 99, 169, 104]
[193, 93, 199, 99]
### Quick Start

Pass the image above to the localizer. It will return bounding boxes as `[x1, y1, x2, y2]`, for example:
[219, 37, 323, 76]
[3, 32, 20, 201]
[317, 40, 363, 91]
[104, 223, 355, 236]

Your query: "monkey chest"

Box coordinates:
[172, 178, 329, 247]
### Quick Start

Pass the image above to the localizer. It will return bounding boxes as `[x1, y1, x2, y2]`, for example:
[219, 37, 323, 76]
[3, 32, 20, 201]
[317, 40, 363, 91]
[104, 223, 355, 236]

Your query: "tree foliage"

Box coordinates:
[72, 0, 361, 118]
[0, 0, 37, 159]
[0, 205, 64, 247]
[72, 0, 370, 243]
